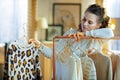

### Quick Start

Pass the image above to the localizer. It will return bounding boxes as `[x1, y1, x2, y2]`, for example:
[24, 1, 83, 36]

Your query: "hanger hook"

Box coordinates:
[23, 23, 26, 38]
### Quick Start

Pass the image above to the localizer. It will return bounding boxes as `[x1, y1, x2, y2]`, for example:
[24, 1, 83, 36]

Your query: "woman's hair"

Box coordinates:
[80, 4, 110, 29]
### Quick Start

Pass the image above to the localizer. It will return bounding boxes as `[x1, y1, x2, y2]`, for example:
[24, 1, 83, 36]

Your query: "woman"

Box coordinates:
[29, 4, 114, 80]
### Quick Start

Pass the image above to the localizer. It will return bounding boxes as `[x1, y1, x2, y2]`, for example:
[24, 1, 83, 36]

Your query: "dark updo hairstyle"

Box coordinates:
[79, 4, 110, 30]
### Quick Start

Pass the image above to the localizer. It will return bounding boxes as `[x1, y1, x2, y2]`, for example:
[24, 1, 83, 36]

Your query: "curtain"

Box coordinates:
[104, 0, 120, 18]
[0, 0, 28, 43]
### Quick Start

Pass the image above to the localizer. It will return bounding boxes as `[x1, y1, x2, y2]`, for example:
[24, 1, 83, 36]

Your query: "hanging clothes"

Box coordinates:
[3, 41, 41, 80]
[88, 51, 112, 80]
[110, 53, 120, 80]
[56, 53, 83, 80]
[80, 54, 97, 80]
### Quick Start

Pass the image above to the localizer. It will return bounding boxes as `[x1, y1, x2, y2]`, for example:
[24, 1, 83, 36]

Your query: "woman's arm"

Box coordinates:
[85, 28, 114, 38]
[30, 29, 74, 58]
[68, 28, 114, 42]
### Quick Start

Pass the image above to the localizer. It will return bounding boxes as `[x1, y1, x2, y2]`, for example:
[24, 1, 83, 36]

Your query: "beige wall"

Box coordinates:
[27, 0, 37, 40]
[81, 0, 95, 17]
[36, 0, 96, 23]
[36, 0, 82, 24]
[0, 45, 5, 79]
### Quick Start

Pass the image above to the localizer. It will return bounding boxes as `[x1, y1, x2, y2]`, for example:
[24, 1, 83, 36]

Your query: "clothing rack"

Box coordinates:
[52, 36, 120, 80]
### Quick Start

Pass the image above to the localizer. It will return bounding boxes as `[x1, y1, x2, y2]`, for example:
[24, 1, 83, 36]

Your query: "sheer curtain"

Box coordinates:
[104, 0, 120, 18]
[0, 0, 28, 43]
[104, 0, 120, 52]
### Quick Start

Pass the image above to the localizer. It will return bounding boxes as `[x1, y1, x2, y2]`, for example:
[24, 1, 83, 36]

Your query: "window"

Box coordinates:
[104, 0, 120, 18]
[0, 0, 28, 43]
[104, 0, 120, 53]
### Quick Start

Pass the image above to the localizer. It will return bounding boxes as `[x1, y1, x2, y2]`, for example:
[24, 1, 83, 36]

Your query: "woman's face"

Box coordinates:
[81, 12, 101, 32]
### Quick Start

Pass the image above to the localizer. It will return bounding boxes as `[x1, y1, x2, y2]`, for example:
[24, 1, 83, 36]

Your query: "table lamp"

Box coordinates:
[37, 17, 48, 41]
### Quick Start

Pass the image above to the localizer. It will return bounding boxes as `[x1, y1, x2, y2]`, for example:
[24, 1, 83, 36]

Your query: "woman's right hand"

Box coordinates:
[28, 39, 41, 48]
[68, 31, 85, 42]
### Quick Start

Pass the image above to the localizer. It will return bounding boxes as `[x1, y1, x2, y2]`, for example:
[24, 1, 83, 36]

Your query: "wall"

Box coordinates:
[37, 0, 82, 24]
[36, 0, 95, 23]
[81, 0, 95, 17]
[0, 46, 4, 80]
[27, 0, 37, 39]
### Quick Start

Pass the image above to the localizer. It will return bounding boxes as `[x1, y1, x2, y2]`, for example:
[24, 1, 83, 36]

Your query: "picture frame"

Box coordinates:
[53, 3, 81, 33]
[46, 24, 63, 41]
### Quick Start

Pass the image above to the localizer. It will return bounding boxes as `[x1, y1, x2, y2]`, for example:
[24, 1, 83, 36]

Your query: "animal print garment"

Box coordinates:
[3, 41, 41, 80]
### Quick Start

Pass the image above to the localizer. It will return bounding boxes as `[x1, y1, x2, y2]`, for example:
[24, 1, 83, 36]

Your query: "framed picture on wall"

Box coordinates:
[53, 3, 81, 33]
[46, 24, 63, 41]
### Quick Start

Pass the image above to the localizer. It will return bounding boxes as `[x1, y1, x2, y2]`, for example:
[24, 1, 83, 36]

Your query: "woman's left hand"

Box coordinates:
[68, 32, 85, 42]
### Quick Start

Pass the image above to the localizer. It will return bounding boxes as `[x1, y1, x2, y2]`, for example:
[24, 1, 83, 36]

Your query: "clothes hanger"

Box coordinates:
[14, 23, 30, 47]
[76, 47, 87, 57]
[102, 48, 114, 54]
[87, 48, 99, 55]
[102, 48, 120, 55]
[22, 23, 27, 42]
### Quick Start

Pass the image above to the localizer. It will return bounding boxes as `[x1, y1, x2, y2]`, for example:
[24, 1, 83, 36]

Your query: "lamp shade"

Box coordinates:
[37, 17, 48, 29]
